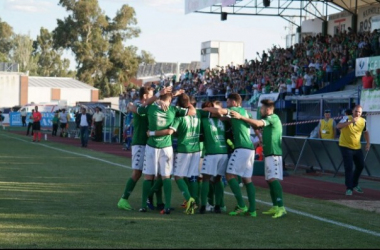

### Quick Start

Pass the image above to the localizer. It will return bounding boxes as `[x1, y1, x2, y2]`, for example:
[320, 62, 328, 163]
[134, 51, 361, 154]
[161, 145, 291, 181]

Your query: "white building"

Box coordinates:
[200, 41, 244, 70]
[0, 72, 99, 108]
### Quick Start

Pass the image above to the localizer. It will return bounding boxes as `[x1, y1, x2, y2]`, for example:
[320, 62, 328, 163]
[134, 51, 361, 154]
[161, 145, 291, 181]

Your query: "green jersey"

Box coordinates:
[137, 103, 188, 148]
[201, 116, 228, 155]
[52, 116, 59, 124]
[376, 74, 380, 88]
[261, 113, 282, 156]
[170, 109, 204, 153]
[132, 101, 149, 146]
[229, 107, 254, 150]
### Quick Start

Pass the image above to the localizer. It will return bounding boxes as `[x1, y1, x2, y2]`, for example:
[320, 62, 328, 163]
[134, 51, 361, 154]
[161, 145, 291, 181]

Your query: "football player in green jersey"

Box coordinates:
[170, 95, 204, 213]
[148, 94, 207, 214]
[118, 86, 161, 211]
[230, 99, 286, 219]
[129, 91, 196, 214]
[199, 100, 229, 214]
[149, 94, 210, 214]
[203, 93, 257, 217]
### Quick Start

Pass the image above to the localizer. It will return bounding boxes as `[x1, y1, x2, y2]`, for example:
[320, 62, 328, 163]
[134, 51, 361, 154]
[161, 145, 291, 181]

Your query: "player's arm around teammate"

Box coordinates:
[230, 99, 287, 218]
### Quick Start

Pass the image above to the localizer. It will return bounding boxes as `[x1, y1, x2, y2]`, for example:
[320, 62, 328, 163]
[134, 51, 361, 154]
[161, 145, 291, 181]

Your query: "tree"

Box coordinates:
[33, 27, 75, 77]
[53, 0, 144, 98]
[0, 18, 14, 62]
[138, 50, 155, 65]
[11, 33, 36, 73]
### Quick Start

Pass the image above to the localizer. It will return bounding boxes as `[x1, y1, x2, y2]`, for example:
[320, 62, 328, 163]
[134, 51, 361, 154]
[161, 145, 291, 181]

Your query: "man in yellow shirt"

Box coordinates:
[318, 109, 336, 139]
[337, 105, 370, 196]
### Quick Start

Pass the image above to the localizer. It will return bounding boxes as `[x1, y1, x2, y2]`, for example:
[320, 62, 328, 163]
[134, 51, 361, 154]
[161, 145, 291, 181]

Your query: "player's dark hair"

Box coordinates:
[177, 93, 190, 108]
[202, 101, 213, 108]
[261, 99, 275, 108]
[139, 86, 153, 99]
[227, 93, 242, 106]
[160, 93, 172, 102]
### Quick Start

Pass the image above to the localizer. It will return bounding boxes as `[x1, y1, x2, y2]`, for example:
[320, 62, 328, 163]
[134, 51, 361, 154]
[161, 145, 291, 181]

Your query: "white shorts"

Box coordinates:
[173, 152, 201, 177]
[226, 148, 255, 178]
[201, 154, 228, 177]
[131, 145, 146, 171]
[143, 145, 173, 177]
[264, 155, 283, 181]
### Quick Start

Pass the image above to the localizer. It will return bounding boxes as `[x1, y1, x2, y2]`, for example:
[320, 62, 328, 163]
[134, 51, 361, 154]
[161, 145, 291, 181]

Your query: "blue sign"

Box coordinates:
[10, 112, 55, 127]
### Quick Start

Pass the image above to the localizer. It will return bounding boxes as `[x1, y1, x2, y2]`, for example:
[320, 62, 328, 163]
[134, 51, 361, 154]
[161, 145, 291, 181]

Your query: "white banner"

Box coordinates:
[185, 0, 236, 14]
[355, 56, 380, 76]
[355, 57, 369, 77]
[360, 89, 380, 112]
[257, 92, 280, 107]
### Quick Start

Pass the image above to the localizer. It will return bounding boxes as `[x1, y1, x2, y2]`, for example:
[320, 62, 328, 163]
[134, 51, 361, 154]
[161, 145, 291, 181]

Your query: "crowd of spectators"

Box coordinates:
[118, 29, 380, 111]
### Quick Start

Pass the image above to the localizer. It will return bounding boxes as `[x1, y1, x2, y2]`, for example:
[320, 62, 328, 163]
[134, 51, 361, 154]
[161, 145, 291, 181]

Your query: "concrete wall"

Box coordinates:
[200, 41, 244, 70]
[0, 73, 21, 107]
[60, 88, 93, 106]
[27, 86, 95, 107]
[28, 87, 51, 104]
[218, 41, 244, 68]
[327, 11, 352, 36]
[302, 19, 324, 34]
[101, 97, 119, 110]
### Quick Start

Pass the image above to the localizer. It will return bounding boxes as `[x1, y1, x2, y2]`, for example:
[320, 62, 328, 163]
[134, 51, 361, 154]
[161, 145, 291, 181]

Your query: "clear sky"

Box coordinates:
[1, 0, 294, 70]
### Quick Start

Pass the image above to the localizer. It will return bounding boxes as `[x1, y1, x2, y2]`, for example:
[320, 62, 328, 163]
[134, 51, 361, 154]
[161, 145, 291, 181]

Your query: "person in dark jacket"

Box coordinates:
[76, 107, 92, 147]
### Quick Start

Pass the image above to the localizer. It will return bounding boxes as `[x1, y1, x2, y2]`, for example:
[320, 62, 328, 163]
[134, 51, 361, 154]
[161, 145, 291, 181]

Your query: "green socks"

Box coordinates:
[141, 180, 153, 208]
[270, 180, 284, 207]
[176, 178, 191, 201]
[228, 178, 245, 208]
[122, 178, 136, 199]
[163, 178, 172, 209]
[150, 178, 163, 205]
[269, 184, 276, 206]
[245, 182, 256, 212]
[189, 181, 199, 204]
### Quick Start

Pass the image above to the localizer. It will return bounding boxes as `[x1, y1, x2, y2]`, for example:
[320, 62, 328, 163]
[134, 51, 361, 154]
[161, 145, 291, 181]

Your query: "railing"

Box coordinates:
[282, 136, 380, 178]
[314, 71, 356, 94]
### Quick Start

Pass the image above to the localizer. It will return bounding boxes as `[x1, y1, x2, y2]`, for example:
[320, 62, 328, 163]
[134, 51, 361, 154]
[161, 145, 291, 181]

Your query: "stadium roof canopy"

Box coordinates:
[192, 0, 380, 27]
[332, 0, 380, 11]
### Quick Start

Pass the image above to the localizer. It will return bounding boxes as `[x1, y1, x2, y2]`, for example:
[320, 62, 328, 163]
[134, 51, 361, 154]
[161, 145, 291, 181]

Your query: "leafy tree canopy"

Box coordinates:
[53, 0, 152, 98]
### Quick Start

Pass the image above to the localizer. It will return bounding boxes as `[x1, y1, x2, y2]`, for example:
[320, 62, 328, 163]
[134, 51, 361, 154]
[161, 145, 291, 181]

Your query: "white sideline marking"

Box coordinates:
[4, 133, 380, 237]
[2, 134, 130, 170]
[225, 192, 380, 237]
